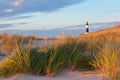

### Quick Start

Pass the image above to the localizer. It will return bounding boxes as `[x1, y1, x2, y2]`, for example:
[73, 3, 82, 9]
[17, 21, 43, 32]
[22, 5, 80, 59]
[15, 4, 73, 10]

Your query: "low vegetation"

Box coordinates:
[0, 25, 120, 80]
[92, 43, 120, 80]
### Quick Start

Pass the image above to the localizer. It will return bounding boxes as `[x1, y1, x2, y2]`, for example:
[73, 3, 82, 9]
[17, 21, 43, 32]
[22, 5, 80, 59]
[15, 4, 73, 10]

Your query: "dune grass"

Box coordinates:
[0, 25, 120, 80]
[92, 43, 120, 80]
[0, 41, 30, 77]
[30, 36, 92, 76]
[0, 35, 92, 77]
[84, 25, 120, 80]
[0, 33, 36, 54]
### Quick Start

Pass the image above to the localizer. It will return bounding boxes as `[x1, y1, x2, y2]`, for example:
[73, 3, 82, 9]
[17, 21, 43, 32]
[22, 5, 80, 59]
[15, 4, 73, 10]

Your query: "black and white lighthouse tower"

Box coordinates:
[86, 21, 89, 34]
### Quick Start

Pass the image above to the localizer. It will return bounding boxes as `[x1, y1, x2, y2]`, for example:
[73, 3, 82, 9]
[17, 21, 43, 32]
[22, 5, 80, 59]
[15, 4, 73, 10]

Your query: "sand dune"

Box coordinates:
[0, 70, 105, 80]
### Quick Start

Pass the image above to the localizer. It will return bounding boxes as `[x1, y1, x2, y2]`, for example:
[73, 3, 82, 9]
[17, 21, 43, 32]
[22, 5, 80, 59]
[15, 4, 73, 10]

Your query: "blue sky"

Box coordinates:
[0, 0, 120, 30]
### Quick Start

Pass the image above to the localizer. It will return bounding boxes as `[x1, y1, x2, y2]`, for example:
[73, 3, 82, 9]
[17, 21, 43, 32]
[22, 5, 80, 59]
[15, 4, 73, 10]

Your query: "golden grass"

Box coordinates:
[0, 25, 120, 79]
[79, 25, 120, 80]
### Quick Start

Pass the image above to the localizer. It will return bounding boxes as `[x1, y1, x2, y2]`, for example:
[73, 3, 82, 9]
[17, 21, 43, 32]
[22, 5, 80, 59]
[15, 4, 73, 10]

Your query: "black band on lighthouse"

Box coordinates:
[86, 28, 89, 33]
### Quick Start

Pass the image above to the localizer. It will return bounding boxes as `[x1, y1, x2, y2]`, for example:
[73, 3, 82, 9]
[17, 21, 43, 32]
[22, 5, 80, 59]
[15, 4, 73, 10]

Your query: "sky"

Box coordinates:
[0, 0, 120, 30]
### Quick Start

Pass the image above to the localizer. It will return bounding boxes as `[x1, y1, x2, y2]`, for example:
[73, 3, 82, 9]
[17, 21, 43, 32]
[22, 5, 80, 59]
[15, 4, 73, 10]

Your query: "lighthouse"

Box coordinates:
[86, 21, 89, 34]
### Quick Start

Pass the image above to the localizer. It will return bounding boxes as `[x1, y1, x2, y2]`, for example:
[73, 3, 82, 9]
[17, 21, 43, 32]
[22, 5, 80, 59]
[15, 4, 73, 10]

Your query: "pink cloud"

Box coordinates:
[12, 0, 24, 7]
[5, 9, 14, 13]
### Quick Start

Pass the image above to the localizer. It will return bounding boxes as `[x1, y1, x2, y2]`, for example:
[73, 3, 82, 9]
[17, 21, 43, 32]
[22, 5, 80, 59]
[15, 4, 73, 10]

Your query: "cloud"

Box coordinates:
[0, 22, 28, 29]
[12, 0, 24, 7]
[0, 0, 84, 18]
[5, 9, 14, 13]
[0, 24, 13, 28]
[16, 22, 28, 25]
[1, 15, 32, 20]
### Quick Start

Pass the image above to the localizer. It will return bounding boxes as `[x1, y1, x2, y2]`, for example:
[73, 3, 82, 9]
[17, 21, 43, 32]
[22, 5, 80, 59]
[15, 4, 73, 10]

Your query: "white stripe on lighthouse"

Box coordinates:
[86, 25, 88, 28]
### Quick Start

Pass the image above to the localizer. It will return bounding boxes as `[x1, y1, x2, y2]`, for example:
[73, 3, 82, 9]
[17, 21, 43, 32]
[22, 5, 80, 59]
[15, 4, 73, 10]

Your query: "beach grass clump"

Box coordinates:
[63, 42, 92, 70]
[30, 34, 95, 75]
[0, 42, 30, 77]
[30, 49, 48, 75]
[44, 47, 65, 76]
[29, 40, 65, 76]
[30, 45, 66, 76]
[53, 37, 93, 71]
[30, 36, 92, 76]
[92, 43, 120, 80]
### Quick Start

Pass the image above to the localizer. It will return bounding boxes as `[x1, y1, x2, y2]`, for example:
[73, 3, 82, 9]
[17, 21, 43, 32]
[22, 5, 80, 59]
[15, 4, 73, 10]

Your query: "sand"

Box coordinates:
[0, 70, 106, 80]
